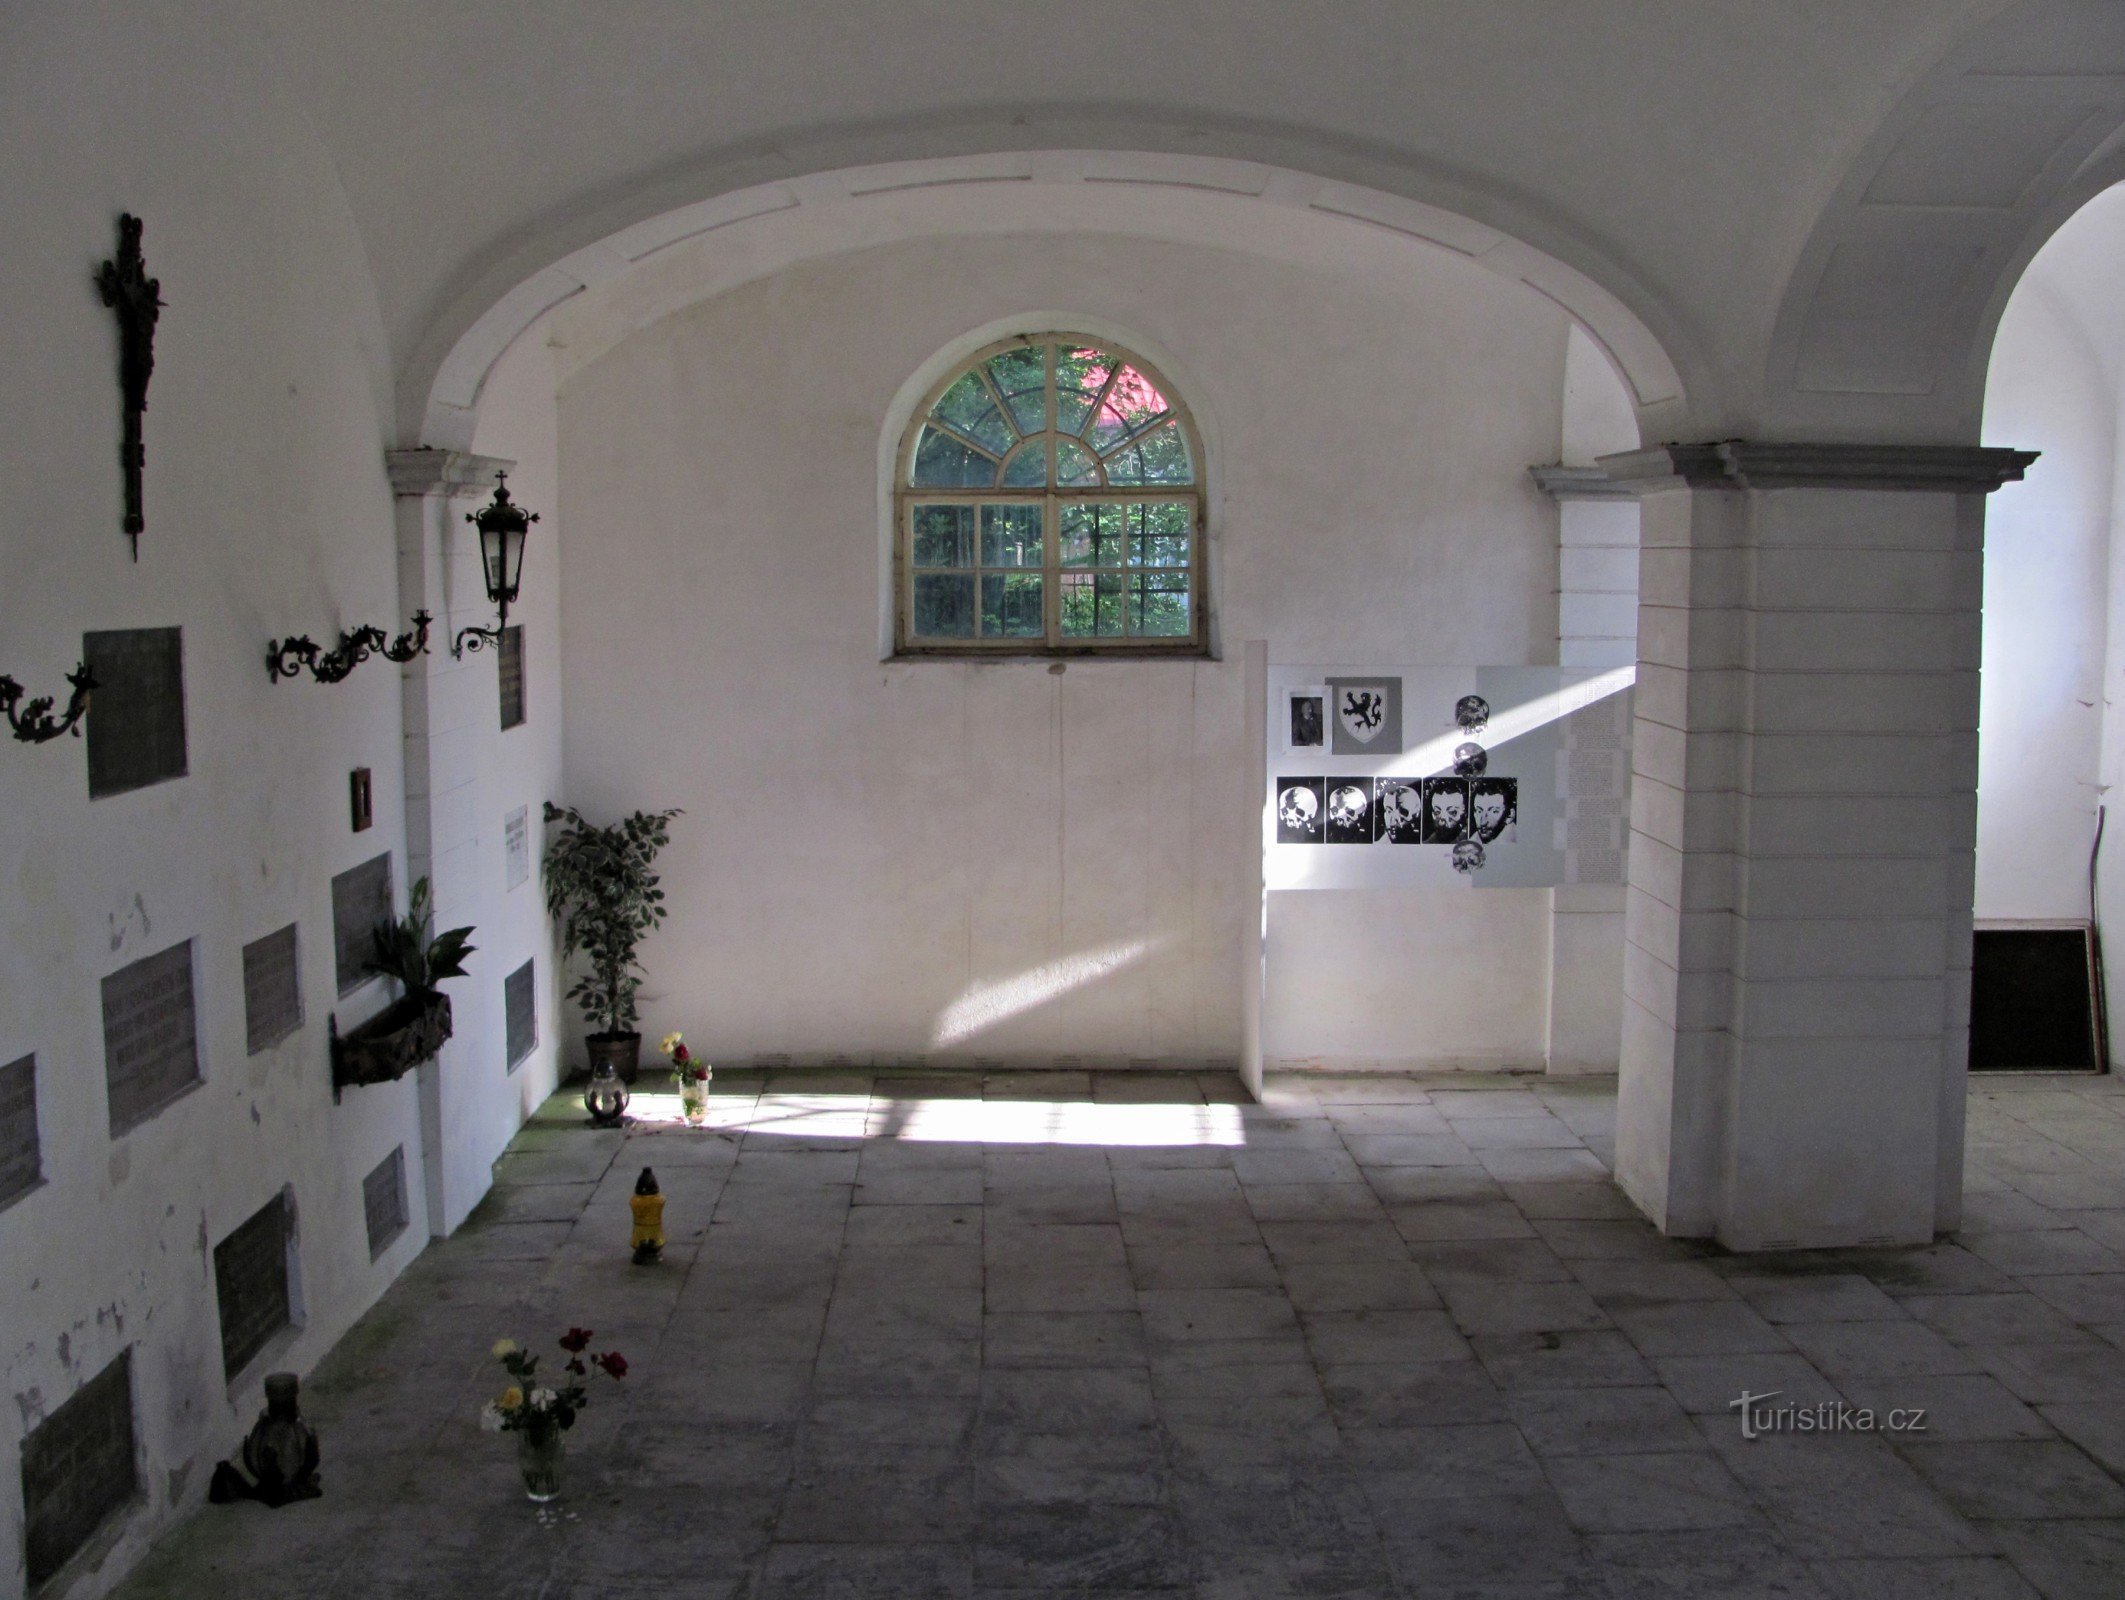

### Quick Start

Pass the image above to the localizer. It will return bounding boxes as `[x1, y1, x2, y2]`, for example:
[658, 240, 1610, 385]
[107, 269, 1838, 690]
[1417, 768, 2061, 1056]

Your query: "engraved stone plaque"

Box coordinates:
[331, 854, 392, 996]
[242, 924, 303, 1055]
[363, 1146, 408, 1259]
[497, 625, 525, 730]
[101, 941, 200, 1136]
[84, 626, 188, 798]
[503, 805, 530, 891]
[214, 1191, 293, 1380]
[504, 958, 536, 1069]
[21, 1351, 137, 1589]
[0, 1054, 41, 1213]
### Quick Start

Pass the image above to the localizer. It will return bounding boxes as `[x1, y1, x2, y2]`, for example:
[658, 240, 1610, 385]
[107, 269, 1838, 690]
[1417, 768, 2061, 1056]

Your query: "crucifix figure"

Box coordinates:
[95, 212, 163, 559]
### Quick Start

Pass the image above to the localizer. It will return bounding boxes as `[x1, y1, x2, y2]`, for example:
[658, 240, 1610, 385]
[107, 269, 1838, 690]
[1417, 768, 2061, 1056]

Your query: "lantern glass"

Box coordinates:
[583, 1061, 630, 1127]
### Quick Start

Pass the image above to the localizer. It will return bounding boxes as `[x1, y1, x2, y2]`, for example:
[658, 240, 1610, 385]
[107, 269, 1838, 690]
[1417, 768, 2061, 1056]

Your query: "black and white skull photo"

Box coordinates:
[1470, 777, 1517, 843]
[1453, 741, 1487, 776]
[1454, 694, 1490, 735]
[1376, 779, 1422, 843]
[1325, 781, 1376, 844]
[1451, 839, 1486, 874]
[1288, 691, 1324, 750]
[1276, 776, 1324, 843]
[1422, 776, 1469, 843]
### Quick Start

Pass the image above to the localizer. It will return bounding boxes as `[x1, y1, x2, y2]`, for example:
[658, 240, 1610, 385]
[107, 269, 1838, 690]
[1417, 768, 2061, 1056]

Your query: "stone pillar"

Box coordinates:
[1531, 467, 1640, 1076]
[1604, 443, 2034, 1251]
[385, 446, 512, 1239]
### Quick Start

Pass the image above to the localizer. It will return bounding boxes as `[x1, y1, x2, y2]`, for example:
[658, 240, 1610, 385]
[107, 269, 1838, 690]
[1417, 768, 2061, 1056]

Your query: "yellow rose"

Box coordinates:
[491, 1338, 517, 1358]
[660, 1032, 683, 1055]
[499, 1386, 524, 1410]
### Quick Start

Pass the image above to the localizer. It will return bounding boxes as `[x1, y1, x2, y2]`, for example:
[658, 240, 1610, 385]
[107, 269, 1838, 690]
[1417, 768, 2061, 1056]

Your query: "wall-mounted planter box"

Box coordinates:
[330, 990, 451, 1098]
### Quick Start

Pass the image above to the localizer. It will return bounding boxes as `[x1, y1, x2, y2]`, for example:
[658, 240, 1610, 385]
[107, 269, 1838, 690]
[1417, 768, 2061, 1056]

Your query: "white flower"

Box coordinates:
[531, 1388, 557, 1410]
[479, 1401, 505, 1433]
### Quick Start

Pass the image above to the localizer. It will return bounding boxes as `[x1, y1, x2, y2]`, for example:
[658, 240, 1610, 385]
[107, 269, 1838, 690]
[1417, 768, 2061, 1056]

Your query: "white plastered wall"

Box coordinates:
[0, 10, 563, 1593]
[555, 230, 1572, 1070]
[1975, 183, 2125, 1066]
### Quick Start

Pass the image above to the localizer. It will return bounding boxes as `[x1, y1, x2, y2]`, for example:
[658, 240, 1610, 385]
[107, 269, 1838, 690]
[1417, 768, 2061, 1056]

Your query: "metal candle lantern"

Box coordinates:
[629, 1167, 665, 1264]
[452, 471, 538, 658]
[583, 1059, 629, 1127]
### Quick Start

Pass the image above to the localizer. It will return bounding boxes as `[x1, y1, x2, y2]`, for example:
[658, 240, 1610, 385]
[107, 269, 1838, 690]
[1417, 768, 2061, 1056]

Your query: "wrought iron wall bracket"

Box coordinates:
[451, 619, 506, 659]
[1, 663, 97, 743]
[267, 611, 432, 684]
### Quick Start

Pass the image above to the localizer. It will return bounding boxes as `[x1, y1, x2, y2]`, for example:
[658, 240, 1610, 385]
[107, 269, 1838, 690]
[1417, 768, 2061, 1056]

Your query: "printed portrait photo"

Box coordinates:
[1470, 777, 1518, 844]
[1376, 778, 1423, 843]
[1422, 776, 1470, 844]
[1286, 688, 1326, 751]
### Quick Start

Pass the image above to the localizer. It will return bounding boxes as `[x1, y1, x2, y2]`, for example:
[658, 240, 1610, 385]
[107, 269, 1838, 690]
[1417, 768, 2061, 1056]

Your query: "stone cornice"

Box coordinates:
[1596, 442, 2039, 495]
[385, 447, 515, 499]
[1527, 465, 1639, 502]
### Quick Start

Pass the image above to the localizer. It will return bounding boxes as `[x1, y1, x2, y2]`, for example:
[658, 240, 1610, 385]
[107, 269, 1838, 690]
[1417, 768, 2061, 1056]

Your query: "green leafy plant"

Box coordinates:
[365, 876, 475, 994]
[542, 803, 680, 1038]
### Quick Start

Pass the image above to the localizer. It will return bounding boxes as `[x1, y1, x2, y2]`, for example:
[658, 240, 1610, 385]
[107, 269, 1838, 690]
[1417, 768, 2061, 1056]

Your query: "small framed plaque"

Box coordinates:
[84, 627, 188, 798]
[350, 767, 373, 833]
[497, 626, 525, 731]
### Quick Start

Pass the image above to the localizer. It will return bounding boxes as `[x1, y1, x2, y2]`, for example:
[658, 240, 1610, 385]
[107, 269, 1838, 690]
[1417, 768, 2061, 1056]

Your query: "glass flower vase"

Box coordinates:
[517, 1421, 563, 1501]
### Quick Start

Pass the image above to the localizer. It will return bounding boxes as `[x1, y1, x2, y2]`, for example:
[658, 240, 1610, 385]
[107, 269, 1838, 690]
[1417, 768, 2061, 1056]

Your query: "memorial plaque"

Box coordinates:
[497, 625, 525, 730]
[84, 627, 187, 799]
[0, 1054, 41, 1213]
[21, 1350, 137, 1589]
[363, 1145, 409, 1259]
[503, 805, 530, 891]
[101, 941, 200, 1136]
[331, 854, 392, 996]
[349, 767, 373, 833]
[504, 958, 537, 1070]
[214, 1191, 294, 1380]
[242, 924, 303, 1055]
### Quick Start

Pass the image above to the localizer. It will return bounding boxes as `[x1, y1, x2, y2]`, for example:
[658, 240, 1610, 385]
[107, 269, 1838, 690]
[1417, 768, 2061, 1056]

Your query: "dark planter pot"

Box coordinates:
[331, 990, 452, 1096]
[587, 1030, 643, 1085]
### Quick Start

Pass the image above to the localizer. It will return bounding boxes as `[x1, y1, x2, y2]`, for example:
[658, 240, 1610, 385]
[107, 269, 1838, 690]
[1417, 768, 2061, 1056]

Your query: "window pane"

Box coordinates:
[1131, 572, 1191, 637]
[986, 349, 1047, 434]
[1135, 420, 1193, 484]
[913, 426, 996, 487]
[1056, 386, 1100, 436]
[1056, 346, 1113, 434]
[1056, 439, 1100, 487]
[911, 504, 975, 567]
[913, 574, 975, 637]
[1060, 504, 1124, 567]
[1128, 502, 1192, 567]
[1060, 572, 1126, 638]
[1001, 443, 1047, 487]
[981, 574, 1044, 637]
[981, 505, 1042, 567]
[931, 373, 1014, 454]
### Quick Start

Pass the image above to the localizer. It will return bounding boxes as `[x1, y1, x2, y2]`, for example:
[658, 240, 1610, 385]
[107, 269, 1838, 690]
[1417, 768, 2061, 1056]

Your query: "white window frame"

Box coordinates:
[893, 335, 1208, 657]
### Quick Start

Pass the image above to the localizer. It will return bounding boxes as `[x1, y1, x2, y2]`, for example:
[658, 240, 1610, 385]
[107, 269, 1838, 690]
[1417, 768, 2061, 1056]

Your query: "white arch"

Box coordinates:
[409, 148, 1689, 453]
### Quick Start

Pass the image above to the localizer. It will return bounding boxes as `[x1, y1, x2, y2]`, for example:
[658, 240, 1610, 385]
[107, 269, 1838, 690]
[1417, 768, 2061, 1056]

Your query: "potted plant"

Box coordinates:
[330, 877, 476, 1092]
[543, 803, 679, 1083]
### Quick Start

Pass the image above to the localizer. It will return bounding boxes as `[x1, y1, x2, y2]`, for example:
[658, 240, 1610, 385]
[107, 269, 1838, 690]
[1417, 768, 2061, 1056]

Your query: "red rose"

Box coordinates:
[596, 1351, 628, 1378]
[559, 1327, 593, 1353]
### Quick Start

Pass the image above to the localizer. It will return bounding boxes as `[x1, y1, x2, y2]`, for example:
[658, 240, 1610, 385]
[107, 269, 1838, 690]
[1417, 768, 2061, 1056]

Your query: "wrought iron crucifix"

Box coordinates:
[95, 213, 163, 560]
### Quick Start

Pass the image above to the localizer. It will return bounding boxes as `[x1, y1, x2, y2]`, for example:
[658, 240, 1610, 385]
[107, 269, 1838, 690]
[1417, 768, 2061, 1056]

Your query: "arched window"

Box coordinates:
[896, 336, 1205, 654]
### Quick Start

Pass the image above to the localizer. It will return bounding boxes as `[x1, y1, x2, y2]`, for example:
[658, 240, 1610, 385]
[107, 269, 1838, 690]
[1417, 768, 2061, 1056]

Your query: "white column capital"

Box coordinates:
[1598, 441, 2038, 495]
[385, 447, 515, 500]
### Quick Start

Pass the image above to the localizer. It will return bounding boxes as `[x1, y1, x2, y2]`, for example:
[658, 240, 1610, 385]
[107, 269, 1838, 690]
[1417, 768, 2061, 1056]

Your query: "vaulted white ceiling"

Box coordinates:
[58, 0, 2125, 441]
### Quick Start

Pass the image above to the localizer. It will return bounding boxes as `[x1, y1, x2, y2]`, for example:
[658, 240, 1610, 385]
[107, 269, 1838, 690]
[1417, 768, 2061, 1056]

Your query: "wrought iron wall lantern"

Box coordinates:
[1, 662, 97, 743]
[267, 613, 432, 685]
[452, 471, 537, 659]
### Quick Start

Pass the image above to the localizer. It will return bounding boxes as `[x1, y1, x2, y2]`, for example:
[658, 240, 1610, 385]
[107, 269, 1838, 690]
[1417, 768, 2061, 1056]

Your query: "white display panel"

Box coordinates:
[1264, 663, 1633, 890]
